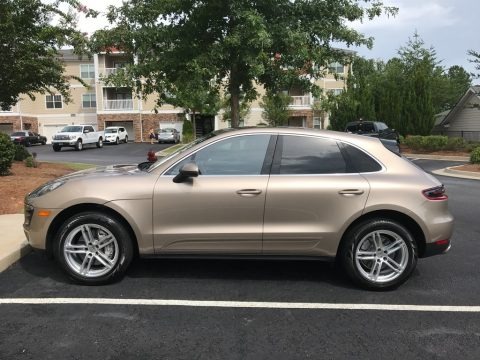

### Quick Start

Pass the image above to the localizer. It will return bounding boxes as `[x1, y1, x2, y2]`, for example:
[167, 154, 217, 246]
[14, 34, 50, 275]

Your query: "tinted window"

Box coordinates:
[341, 143, 382, 173]
[376, 122, 388, 131]
[166, 134, 271, 176]
[276, 135, 347, 174]
[85, 126, 95, 132]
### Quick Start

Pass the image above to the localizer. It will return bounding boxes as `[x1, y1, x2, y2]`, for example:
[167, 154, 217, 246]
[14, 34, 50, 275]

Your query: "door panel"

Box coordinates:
[153, 176, 268, 253]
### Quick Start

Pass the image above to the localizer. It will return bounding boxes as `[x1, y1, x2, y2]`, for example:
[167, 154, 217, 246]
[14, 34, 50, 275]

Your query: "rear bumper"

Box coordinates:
[423, 240, 451, 257]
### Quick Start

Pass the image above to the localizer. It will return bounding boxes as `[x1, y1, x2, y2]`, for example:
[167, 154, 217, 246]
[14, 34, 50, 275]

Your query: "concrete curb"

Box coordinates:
[0, 214, 31, 273]
[432, 166, 480, 181]
[404, 153, 470, 162]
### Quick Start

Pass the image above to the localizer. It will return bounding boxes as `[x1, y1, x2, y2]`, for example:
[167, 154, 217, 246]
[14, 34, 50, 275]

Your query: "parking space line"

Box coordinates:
[0, 298, 479, 312]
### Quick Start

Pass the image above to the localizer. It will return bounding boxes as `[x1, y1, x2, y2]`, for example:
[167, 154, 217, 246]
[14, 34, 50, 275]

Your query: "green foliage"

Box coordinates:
[182, 120, 194, 143]
[222, 93, 251, 125]
[470, 147, 480, 164]
[260, 91, 292, 127]
[14, 144, 30, 161]
[0, 133, 16, 175]
[0, 0, 98, 110]
[92, 0, 396, 127]
[24, 156, 35, 168]
[468, 50, 480, 78]
[404, 135, 467, 152]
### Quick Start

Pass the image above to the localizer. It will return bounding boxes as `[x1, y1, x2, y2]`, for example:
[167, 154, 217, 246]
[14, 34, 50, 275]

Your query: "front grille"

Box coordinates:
[54, 134, 70, 140]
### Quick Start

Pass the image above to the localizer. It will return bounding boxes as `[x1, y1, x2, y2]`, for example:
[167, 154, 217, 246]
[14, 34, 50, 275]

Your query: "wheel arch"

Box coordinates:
[45, 203, 139, 259]
[337, 210, 426, 259]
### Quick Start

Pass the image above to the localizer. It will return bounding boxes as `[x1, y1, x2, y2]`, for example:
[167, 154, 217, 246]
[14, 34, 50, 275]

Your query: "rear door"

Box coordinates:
[263, 135, 370, 257]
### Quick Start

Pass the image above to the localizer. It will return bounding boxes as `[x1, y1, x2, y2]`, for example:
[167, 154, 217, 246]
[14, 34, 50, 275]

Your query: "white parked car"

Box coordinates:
[104, 126, 129, 145]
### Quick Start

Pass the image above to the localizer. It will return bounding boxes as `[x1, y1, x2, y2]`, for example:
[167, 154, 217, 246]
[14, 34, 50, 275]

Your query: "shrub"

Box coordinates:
[471, 147, 480, 164]
[182, 118, 194, 143]
[0, 133, 15, 175]
[404, 135, 424, 150]
[445, 137, 466, 151]
[24, 156, 35, 168]
[421, 136, 448, 151]
[14, 144, 30, 161]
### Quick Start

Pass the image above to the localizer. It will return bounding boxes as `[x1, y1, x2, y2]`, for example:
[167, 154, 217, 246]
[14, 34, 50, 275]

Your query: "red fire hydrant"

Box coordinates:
[147, 150, 157, 162]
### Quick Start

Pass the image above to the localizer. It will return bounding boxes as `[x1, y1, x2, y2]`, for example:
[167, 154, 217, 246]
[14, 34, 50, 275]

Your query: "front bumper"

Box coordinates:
[51, 140, 76, 146]
[23, 205, 61, 250]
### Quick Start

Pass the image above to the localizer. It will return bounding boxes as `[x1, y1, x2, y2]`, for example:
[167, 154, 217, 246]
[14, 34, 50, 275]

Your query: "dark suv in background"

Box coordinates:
[345, 121, 400, 153]
[10, 131, 47, 146]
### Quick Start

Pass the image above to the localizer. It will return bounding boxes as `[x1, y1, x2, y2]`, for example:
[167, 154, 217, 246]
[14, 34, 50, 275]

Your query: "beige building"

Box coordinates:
[0, 50, 351, 142]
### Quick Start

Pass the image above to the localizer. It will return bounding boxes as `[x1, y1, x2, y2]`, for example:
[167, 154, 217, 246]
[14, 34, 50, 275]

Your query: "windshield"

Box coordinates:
[160, 128, 175, 133]
[148, 131, 219, 172]
[61, 126, 83, 133]
[105, 129, 118, 133]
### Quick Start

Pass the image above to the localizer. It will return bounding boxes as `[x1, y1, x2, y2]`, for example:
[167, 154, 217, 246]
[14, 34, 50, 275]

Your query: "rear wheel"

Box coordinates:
[96, 138, 103, 148]
[340, 218, 417, 290]
[54, 212, 134, 285]
[25, 140, 31, 147]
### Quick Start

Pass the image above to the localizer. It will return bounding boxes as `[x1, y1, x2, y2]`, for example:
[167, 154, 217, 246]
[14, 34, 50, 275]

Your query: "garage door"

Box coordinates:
[0, 123, 13, 135]
[43, 124, 68, 144]
[106, 121, 134, 142]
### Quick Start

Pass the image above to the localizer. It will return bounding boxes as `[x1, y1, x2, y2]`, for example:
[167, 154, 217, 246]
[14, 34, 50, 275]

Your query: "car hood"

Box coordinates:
[57, 164, 143, 182]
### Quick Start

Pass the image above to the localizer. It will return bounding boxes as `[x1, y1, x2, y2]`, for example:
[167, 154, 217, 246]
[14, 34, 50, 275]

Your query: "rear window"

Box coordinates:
[341, 143, 382, 173]
[161, 128, 175, 133]
[11, 132, 26, 136]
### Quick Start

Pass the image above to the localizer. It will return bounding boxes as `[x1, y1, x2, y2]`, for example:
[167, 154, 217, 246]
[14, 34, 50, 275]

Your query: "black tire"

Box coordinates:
[339, 218, 417, 290]
[41, 140, 46, 145]
[115, 137, 119, 145]
[96, 138, 103, 148]
[54, 212, 134, 285]
[75, 140, 83, 151]
[53, 144, 61, 152]
[124, 135, 128, 143]
[25, 141, 31, 147]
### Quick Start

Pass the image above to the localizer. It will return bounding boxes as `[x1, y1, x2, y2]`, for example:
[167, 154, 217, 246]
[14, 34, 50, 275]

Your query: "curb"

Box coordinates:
[0, 214, 31, 273]
[404, 153, 470, 162]
[432, 166, 480, 181]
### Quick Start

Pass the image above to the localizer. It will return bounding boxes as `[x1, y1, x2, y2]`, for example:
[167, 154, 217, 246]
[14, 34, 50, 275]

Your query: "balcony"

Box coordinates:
[103, 99, 134, 111]
[103, 68, 122, 76]
[289, 95, 311, 107]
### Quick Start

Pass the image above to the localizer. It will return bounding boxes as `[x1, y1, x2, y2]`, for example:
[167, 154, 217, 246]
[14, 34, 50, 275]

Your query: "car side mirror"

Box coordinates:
[173, 163, 199, 183]
[84, 129, 90, 133]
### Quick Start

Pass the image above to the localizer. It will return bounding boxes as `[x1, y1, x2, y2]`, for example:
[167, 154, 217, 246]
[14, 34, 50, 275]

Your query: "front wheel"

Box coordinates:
[124, 135, 128, 143]
[115, 137, 119, 145]
[96, 138, 103, 148]
[75, 140, 83, 151]
[54, 212, 134, 285]
[53, 144, 61, 152]
[339, 219, 417, 290]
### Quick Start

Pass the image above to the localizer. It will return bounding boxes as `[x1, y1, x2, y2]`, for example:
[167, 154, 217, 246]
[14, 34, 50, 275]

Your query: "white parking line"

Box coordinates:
[0, 298, 479, 312]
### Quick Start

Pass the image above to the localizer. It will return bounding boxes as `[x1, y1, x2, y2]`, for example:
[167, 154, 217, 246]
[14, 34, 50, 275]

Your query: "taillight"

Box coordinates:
[422, 185, 448, 201]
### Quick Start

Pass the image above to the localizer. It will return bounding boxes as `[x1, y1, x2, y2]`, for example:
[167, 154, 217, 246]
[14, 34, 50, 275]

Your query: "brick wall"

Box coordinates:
[0, 116, 38, 133]
[289, 109, 314, 128]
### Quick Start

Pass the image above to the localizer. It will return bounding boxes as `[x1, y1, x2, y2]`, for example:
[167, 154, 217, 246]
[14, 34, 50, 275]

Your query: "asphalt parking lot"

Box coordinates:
[0, 153, 479, 359]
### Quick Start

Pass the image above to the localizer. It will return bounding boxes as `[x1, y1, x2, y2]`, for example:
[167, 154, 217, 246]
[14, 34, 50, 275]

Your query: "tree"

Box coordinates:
[260, 91, 292, 127]
[0, 0, 97, 110]
[92, 0, 397, 127]
[468, 50, 480, 77]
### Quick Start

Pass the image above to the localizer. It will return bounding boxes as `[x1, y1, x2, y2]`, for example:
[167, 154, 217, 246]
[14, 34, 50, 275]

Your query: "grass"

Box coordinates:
[59, 162, 96, 171]
[156, 144, 185, 157]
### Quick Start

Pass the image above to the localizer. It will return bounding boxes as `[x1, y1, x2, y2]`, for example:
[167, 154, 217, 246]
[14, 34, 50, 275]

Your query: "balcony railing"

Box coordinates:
[103, 68, 122, 76]
[289, 95, 311, 107]
[103, 99, 134, 110]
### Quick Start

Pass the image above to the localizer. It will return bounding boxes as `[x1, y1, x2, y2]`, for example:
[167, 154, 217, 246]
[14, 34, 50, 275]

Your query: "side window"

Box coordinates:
[85, 126, 95, 133]
[275, 135, 347, 174]
[341, 143, 382, 173]
[166, 134, 271, 176]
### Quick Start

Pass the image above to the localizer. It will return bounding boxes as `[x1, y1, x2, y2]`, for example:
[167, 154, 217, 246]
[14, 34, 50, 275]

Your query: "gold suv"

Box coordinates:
[24, 128, 453, 290]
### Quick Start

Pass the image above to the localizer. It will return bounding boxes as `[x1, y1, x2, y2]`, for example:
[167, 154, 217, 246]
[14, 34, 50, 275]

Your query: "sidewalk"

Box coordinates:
[0, 154, 478, 273]
[0, 214, 31, 273]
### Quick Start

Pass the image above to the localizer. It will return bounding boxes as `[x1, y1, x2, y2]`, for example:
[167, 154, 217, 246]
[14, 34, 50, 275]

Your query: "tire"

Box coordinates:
[96, 138, 103, 148]
[54, 212, 134, 285]
[53, 144, 61, 152]
[25, 141, 31, 147]
[41, 140, 46, 145]
[115, 137, 119, 145]
[339, 218, 417, 290]
[75, 140, 83, 151]
[124, 135, 128, 143]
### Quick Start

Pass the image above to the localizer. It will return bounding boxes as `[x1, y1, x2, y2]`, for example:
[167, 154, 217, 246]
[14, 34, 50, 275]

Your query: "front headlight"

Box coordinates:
[28, 180, 66, 198]
[69, 135, 76, 140]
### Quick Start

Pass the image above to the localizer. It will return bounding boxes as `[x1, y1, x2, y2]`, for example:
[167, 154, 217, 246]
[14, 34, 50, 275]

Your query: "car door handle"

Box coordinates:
[236, 189, 262, 197]
[338, 189, 364, 196]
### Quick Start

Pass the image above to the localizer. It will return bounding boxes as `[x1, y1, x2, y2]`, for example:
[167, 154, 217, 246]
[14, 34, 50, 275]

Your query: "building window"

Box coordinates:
[328, 62, 345, 74]
[46, 95, 62, 109]
[80, 64, 95, 79]
[329, 89, 344, 96]
[82, 93, 97, 108]
[313, 117, 321, 129]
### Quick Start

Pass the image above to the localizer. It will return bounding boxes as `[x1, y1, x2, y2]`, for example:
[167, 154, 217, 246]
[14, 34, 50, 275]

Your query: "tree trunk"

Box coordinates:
[192, 110, 196, 139]
[229, 64, 240, 128]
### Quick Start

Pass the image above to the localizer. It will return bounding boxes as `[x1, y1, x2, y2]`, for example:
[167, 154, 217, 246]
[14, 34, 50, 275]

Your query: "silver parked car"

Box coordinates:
[23, 128, 453, 289]
[157, 128, 180, 143]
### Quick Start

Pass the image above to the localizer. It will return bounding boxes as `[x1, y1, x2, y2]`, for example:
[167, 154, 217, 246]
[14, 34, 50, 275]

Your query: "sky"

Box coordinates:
[77, 0, 479, 76]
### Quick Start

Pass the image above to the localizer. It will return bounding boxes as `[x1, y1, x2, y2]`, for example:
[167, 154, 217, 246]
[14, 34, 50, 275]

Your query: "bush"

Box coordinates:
[445, 137, 466, 151]
[182, 118, 194, 143]
[0, 133, 15, 175]
[24, 156, 35, 168]
[14, 144, 30, 161]
[404, 135, 424, 150]
[422, 136, 448, 151]
[471, 147, 480, 164]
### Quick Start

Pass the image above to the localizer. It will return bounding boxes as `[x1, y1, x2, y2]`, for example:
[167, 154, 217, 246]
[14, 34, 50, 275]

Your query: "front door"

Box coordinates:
[153, 133, 273, 254]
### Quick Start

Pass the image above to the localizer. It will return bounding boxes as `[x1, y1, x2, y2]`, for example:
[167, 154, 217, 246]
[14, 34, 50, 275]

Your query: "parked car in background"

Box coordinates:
[104, 126, 129, 145]
[10, 131, 47, 146]
[345, 120, 400, 154]
[157, 128, 180, 143]
[51, 125, 104, 152]
[23, 128, 453, 290]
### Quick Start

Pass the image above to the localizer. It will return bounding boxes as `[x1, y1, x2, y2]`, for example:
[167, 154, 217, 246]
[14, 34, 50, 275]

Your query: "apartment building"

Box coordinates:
[0, 49, 351, 142]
